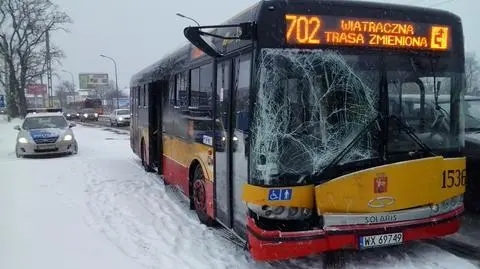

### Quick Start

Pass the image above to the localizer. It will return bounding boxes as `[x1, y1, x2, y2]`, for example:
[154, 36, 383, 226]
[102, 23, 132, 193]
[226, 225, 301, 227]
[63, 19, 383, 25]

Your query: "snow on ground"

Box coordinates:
[448, 213, 480, 249]
[0, 116, 478, 269]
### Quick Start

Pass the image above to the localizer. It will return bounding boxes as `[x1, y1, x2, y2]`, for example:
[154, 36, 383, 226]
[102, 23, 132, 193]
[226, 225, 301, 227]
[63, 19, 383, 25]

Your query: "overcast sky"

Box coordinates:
[51, 0, 480, 89]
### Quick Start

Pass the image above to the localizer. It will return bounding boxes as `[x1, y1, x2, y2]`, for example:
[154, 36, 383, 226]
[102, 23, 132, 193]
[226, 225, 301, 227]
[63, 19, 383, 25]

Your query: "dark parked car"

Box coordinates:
[459, 96, 480, 212]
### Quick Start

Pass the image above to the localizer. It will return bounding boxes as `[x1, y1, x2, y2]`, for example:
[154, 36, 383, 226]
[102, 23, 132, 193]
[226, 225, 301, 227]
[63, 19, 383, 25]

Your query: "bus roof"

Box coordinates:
[131, 0, 462, 86]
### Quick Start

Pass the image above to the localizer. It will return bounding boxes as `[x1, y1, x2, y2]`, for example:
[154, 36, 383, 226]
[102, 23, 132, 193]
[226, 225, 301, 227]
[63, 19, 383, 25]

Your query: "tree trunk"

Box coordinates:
[16, 87, 28, 117]
[7, 69, 19, 118]
[18, 73, 28, 117]
[5, 88, 18, 118]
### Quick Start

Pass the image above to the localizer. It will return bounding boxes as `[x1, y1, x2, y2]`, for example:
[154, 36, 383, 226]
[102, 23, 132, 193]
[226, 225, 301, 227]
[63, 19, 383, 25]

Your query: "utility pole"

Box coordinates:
[100, 54, 119, 109]
[61, 70, 76, 105]
[46, 31, 53, 107]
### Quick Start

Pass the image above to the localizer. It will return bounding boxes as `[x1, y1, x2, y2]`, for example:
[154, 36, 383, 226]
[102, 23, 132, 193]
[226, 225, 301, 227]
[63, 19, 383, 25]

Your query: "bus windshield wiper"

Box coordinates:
[389, 115, 436, 156]
[321, 114, 381, 174]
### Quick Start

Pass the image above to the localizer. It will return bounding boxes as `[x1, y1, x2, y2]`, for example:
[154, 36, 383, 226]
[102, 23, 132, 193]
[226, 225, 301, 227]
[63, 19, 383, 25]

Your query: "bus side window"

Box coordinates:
[137, 87, 141, 108]
[163, 77, 177, 134]
[176, 73, 187, 107]
[130, 87, 134, 113]
[170, 76, 176, 107]
[199, 63, 213, 107]
[190, 68, 200, 107]
[143, 85, 148, 107]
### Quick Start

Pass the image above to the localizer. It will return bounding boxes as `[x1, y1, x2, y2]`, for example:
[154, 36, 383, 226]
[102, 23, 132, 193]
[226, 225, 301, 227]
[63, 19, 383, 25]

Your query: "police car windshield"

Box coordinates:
[22, 116, 68, 130]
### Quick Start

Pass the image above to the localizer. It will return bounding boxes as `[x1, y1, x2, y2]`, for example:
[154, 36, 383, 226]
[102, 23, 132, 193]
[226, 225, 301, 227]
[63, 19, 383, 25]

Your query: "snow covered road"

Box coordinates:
[0, 117, 478, 269]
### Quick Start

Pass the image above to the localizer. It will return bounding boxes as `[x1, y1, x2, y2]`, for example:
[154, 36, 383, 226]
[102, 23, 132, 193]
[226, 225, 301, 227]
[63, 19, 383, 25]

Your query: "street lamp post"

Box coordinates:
[61, 69, 76, 105]
[176, 13, 200, 26]
[100, 54, 119, 109]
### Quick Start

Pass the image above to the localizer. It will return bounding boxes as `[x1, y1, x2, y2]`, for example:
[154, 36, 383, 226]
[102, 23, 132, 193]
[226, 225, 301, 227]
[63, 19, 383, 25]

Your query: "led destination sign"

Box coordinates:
[285, 14, 450, 51]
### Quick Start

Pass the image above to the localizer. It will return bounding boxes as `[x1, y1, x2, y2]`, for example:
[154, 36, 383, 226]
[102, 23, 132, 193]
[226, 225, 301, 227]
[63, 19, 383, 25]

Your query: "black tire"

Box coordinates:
[323, 251, 345, 269]
[141, 141, 154, 172]
[15, 150, 21, 158]
[192, 165, 216, 226]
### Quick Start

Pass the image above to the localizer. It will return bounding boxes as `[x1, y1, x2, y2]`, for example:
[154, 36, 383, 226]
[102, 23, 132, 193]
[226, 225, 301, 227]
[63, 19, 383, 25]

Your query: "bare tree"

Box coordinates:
[55, 80, 73, 108]
[0, 0, 72, 117]
[103, 79, 118, 100]
[466, 52, 480, 95]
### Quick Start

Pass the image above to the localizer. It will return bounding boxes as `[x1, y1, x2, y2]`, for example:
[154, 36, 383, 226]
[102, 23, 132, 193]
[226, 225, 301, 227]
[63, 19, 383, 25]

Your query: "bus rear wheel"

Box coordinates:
[192, 165, 215, 227]
[141, 141, 154, 173]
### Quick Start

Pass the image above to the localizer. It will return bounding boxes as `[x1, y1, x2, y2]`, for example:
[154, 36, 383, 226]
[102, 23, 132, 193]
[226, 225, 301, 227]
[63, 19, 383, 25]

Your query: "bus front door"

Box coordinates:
[215, 54, 251, 238]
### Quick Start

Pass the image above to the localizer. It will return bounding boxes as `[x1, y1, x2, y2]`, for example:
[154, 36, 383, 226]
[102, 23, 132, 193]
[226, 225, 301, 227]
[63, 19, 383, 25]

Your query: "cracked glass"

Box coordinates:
[250, 49, 380, 185]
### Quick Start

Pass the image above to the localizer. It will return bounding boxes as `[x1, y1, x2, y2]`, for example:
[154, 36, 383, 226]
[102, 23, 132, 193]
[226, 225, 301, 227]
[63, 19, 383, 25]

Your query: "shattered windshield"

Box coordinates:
[387, 55, 464, 153]
[250, 49, 380, 185]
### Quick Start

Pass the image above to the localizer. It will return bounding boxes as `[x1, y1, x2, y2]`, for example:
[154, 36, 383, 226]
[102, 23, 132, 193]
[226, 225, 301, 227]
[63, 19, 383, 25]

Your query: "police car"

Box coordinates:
[14, 108, 78, 158]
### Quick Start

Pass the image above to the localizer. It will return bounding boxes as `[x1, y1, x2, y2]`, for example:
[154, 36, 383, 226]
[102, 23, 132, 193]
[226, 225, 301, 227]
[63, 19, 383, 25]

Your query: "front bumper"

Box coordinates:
[16, 140, 77, 156]
[247, 206, 463, 261]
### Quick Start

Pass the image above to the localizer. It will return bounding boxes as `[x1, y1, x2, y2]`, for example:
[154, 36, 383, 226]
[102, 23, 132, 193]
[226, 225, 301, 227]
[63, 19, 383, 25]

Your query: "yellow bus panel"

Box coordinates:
[315, 157, 466, 214]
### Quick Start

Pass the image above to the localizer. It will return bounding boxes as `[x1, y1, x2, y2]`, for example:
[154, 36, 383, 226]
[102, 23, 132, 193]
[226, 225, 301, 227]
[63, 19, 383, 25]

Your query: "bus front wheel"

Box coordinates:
[192, 165, 215, 227]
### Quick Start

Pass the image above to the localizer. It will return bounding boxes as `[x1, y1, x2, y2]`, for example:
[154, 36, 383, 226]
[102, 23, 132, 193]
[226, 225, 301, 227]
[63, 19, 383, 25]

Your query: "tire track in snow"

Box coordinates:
[81, 157, 221, 269]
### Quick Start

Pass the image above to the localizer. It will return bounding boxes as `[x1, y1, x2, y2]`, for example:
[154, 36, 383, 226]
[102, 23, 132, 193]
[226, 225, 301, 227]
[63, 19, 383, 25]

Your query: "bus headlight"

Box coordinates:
[248, 204, 312, 220]
[63, 134, 73, 141]
[431, 194, 463, 215]
[18, 137, 28, 144]
[94, 113, 98, 117]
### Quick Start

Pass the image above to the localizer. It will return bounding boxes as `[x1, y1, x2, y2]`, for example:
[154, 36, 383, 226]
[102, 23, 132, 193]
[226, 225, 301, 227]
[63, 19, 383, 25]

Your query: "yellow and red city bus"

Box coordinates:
[130, 0, 466, 262]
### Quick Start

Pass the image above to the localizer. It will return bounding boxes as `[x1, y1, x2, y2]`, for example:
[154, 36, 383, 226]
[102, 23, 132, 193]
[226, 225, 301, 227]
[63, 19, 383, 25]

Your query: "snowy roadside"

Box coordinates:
[0, 117, 479, 269]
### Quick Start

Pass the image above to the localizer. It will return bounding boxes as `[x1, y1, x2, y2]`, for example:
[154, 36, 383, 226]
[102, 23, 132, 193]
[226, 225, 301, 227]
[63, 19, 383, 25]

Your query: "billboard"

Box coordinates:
[113, 97, 130, 109]
[79, 73, 109, 89]
[26, 84, 47, 95]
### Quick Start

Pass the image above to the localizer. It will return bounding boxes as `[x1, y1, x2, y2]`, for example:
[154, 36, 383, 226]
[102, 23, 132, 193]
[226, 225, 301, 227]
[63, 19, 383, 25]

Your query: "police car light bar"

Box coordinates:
[26, 108, 63, 114]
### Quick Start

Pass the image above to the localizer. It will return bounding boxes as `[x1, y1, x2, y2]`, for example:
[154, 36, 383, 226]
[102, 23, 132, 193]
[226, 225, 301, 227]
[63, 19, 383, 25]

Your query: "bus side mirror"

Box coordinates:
[13, 125, 20, 131]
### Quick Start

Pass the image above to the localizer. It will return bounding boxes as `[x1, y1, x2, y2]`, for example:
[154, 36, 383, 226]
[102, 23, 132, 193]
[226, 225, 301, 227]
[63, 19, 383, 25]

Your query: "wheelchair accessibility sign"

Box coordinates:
[268, 188, 292, 201]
